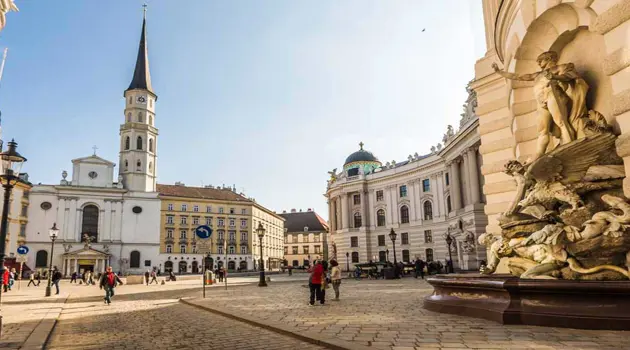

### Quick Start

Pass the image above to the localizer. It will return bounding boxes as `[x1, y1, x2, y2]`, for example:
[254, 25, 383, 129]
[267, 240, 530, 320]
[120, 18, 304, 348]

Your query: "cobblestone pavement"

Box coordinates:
[46, 287, 327, 350]
[188, 278, 630, 350]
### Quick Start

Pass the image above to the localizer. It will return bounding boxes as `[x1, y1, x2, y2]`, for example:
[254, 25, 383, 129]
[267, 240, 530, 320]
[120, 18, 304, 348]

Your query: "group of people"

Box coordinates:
[69, 270, 97, 285]
[144, 270, 159, 285]
[307, 259, 342, 306]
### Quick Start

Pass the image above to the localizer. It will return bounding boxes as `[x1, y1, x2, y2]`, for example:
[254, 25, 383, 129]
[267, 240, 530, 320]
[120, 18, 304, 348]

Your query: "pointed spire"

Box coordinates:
[127, 5, 155, 95]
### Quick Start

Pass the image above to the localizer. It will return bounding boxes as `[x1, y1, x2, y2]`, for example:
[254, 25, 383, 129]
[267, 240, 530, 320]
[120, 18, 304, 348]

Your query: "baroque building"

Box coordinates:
[0, 173, 32, 270]
[157, 184, 285, 273]
[279, 208, 329, 267]
[325, 87, 487, 270]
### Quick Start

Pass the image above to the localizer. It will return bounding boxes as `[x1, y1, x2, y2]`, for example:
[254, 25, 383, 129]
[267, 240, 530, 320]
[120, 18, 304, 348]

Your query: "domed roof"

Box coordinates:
[344, 142, 380, 165]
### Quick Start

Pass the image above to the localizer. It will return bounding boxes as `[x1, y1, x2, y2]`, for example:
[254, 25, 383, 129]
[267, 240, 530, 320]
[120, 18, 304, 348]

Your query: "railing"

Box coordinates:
[228, 239, 237, 246]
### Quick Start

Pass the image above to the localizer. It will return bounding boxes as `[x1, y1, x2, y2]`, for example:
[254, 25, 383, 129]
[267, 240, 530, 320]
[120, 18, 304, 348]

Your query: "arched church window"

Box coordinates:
[377, 209, 386, 227]
[124, 160, 129, 171]
[125, 137, 130, 150]
[35, 250, 48, 268]
[137, 136, 143, 150]
[150, 99, 153, 108]
[149, 115, 153, 125]
[353, 212, 362, 228]
[149, 139, 153, 152]
[82, 205, 99, 242]
[149, 162, 153, 173]
[130, 251, 140, 268]
[400, 205, 409, 224]
[127, 113, 131, 122]
[423, 201, 433, 220]
[137, 160, 142, 170]
[138, 112, 143, 123]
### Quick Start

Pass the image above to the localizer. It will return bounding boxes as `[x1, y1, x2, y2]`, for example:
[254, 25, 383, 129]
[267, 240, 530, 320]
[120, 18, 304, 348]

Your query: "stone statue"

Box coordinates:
[442, 125, 455, 144]
[461, 231, 476, 253]
[327, 168, 337, 184]
[0, 0, 18, 32]
[116, 175, 124, 189]
[82, 233, 95, 248]
[436, 143, 442, 151]
[60, 170, 69, 185]
[430, 146, 436, 154]
[63, 244, 72, 253]
[492, 51, 591, 162]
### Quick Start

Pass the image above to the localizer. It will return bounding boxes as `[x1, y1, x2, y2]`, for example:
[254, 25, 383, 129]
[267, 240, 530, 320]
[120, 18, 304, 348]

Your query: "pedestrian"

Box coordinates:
[415, 258, 426, 279]
[87, 270, 94, 285]
[70, 271, 78, 283]
[330, 259, 342, 301]
[36, 271, 41, 286]
[320, 260, 329, 304]
[2, 267, 9, 292]
[8, 268, 16, 290]
[144, 270, 150, 286]
[27, 271, 37, 287]
[52, 267, 62, 295]
[149, 270, 158, 284]
[99, 266, 123, 305]
[308, 260, 324, 306]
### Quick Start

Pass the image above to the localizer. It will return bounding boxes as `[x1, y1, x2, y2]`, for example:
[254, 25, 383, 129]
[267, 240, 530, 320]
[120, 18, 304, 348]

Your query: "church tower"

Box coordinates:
[119, 8, 158, 192]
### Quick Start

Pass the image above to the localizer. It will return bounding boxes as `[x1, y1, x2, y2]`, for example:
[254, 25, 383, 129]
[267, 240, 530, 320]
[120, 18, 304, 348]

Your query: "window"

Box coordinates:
[351, 252, 359, 263]
[401, 232, 409, 245]
[241, 231, 247, 241]
[219, 208, 224, 214]
[426, 248, 434, 262]
[400, 206, 409, 224]
[149, 138, 154, 152]
[124, 160, 128, 170]
[402, 249, 410, 262]
[230, 208, 235, 214]
[180, 245, 186, 254]
[424, 230, 433, 243]
[241, 246, 247, 254]
[180, 230, 187, 239]
[35, 250, 48, 268]
[229, 246, 235, 254]
[353, 212, 362, 228]
[313, 234, 320, 243]
[81, 205, 99, 242]
[422, 179, 430, 192]
[217, 230, 224, 240]
[149, 115, 153, 125]
[192, 245, 197, 254]
[136, 136, 143, 150]
[125, 137, 130, 150]
[378, 235, 385, 246]
[229, 219, 235, 227]
[20, 205, 27, 217]
[377, 209, 386, 227]
[399, 185, 407, 197]
[292, 246, 298, 254]
[130, 251, 140, 268]
[218, 219, 224, 227]
[445, 172, 450, 186]
[206, 206, 212, 213]
[303, 235, 309, 243]
[376, 190, 383, 201]
[350, 236, 358, 247]
[284, 246, 288, 255]
[193, 205, 199, 212]
[136, 160, 142, 170]
[166, 245, 172, 253]
[166, 216, 174, 224]
[314, 246, 321, 254]
[292, 234, 298, 243]
[447, 196, 452, 213]
[424, 201, 433, 220]
[228, 231, 236, 241]
[218, 246, 223, 254]
[168, 204, 173, 211]
[193, 217, 199, 225]
[241, 208, 247, 215]
[180, 216, 187, 225]
[303, 246, 309, 254]
[205, 217, 212, 226]
[353, 194, 361, 205]
[379, 251, 386, 262]
[181, 204, 187, 211]
[166, 229, 173, 238]
[138, 112, 144, 123]
[127, 112, 131, 122]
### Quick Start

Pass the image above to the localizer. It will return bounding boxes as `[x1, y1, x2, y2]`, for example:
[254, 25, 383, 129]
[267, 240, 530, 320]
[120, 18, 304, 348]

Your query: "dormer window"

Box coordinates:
[304, 226, 309, 232]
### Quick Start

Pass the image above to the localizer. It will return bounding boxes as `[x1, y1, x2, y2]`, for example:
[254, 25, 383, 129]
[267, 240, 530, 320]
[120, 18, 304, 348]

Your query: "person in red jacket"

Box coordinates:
[308, 261, 325, 306]
[2, 268, 8, 292]
[99, 266, 123, 305]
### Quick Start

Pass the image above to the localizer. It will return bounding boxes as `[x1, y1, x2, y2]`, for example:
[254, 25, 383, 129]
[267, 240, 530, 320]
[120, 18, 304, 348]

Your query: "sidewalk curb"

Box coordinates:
[179, 298, 368, 350]
[20, 295, 68, 350]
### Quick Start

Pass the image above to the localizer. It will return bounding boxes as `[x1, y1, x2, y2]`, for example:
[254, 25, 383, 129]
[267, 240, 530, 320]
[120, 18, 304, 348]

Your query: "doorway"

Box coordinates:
[178, 261, 187, 274]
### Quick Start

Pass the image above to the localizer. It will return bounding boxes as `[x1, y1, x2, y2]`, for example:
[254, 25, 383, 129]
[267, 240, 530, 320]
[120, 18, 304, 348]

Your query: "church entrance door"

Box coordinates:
[178, 261, 187, 274]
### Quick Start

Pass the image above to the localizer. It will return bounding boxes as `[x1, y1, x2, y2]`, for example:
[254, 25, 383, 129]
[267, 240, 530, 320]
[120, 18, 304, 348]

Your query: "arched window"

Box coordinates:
[138, 112, 144, 123]
[125, 137, 130, 150]
[239, 260, 248, 270]
[447, 196, 452, 213]
[228, 261, 236, 270]
[149, 115, 153, 125]
[423, 201, 433, 220]
[124, 160, 129, 171]
[353, 212, 362, 228]
[136, 136, 143, 150]
[148, 162, 153, 173]
[191, 261, 199, 274]
[149, 138, 153, 152]
[400, 205, 409, 224]
[402, 249, 410, 262]
[377, 209, 386, 227]
[425, 248, 434, 262]
[136, 160, 141, 170]
[378, 250, 386, 262]
[82, 205, 99, 242]
[129, 251, 140, 268]
[178, 260, 187, 273]
[128, 97, 132, 104]
[127, 113, 131, 122]
[164, 260, 173, 271]
[351, 252, 359, 263]
[35, 250, 48, 268]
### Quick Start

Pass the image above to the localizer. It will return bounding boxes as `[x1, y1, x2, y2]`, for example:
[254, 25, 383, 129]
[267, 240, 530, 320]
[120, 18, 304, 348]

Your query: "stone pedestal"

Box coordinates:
[424, 274, 630, 330]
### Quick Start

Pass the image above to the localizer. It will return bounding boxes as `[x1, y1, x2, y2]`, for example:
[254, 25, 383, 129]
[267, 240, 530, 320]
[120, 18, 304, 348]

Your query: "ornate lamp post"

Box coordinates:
[386, 248, 389, 263]
[389, 228, 399, 278]
[0, 140, 26, 336]
[45, 223, 59, 296]
[257, 223, 267, 287]
[345, 252, 349, 272]
[445, 233, 454, 274]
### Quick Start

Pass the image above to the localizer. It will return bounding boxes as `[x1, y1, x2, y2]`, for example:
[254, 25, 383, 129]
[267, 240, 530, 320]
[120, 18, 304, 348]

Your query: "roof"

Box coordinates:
[126, 13, 155, 95]
[344, 142, 380, 166]
[279, 211, 329, 233]
[157, 184, 252, 203]
[71, 154, 115, 166]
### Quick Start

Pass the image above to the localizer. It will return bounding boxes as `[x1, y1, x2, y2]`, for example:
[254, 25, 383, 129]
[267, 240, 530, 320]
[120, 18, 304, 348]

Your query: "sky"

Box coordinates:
[0, 1, 486, 220]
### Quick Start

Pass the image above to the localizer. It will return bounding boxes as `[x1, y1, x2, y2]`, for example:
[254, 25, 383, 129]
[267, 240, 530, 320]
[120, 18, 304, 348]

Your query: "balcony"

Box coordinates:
[179, 222, 189, 227]
[217, 238, 225, 245]
[164, 237, 174, 244]
[179, 237, 188, 244]
[228, 239, 237, 246]
[240, 241, 248, 246]
[165, 221, 175, 227]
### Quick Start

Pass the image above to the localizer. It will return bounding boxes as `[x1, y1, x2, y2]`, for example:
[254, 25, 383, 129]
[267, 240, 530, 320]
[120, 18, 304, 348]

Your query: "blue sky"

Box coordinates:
[0, 1, 485, 220]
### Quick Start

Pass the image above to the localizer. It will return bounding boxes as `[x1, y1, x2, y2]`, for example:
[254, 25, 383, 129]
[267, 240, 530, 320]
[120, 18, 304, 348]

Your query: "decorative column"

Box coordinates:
[389, 185, 398, 225]
[328, 199, 334, 232]
[74, 259, 78, 273]
[68, 199, 78, 240]
[384, 188, 392, 226]
[450, 160, 462, 211]
[340, 194, 349, 229]
[467, 147, 481, 204]
[409, 180, 418, 222]
[116, 201, 124, 241]
[103, 201, 112, 241]
[369, 189, 377, 229]
[429, 174, 440, 217]
[75, 205, 82, 241]
[361, 190, 369, 228]
[436, 172, 446, 217]
[56, 198, 67, 240]
[462, 152, 473, 206]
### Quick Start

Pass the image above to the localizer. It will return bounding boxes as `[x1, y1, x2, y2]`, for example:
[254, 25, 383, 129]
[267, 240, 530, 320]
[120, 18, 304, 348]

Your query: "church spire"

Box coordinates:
[126, 5, 154, 95]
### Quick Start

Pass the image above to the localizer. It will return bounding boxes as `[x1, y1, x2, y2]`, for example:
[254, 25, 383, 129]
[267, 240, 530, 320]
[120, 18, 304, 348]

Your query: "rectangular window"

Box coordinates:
[229, 231, 236, 241]
[313, 234, 320, 243]
[180, 245, 186, 254]
[166, 216, 174, 224]
[166, 229, 173, 238]
[230, 208, 235, 214]
[292, 234, 298, 243]
[206, 206, 212, 213]
[19, 224, 26, 237]
[229, 246, 235, 254]
[241, 231, 248, 241]
[180, 230, 187, 239]
[303, 246, 309, 254]
[424, 230, 433, 243]
[422, 179, 430, 192]
[241, 219, 247, 228]
[401, 232, 409, 245]
[292, 246, 298, 254]
[166, 245, 172, 253]
[192, 245, 197, 254]
[218, 231, 224, 240]
[314, 245, 321, 254]
[378, 235, 385, 246]
[241, 246, 247, 254]
[193, 217, 199, 225]
[445, 173, 450, 186]
[218, 219, 224, 227]
[284, 246, 288, 255]
[402, 249, 410, 262]
[218, 246, 223, 254]
[193, 205, 199, 212]
[303, 235, 309, 243]
[180, 216, 187, 225]
[181, 204, 187, 211]
[426, 248, 434, 262]
[241, 208, 247, 215]
[167, 204, 173, 211]
[351, 252, 359, 263]
[219, 207, 224, 214]
[229, 219, 235, 227]
[399, 185, 407, 198]
[350, 236, 358, 247]
[205, 217, 212, 226]
[376, 190, 383, 201]
[353, 194, 361, 205]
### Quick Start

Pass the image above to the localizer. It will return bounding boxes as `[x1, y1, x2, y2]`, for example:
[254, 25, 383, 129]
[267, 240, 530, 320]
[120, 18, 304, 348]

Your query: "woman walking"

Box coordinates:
[99, 266, 123, 305]
[330, 260, 342, 301]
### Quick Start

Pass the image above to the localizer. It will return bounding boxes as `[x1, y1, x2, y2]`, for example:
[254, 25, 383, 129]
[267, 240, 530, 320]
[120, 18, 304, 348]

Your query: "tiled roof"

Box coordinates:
[157, 184, 251, 202]
[279, 211, 329, 233]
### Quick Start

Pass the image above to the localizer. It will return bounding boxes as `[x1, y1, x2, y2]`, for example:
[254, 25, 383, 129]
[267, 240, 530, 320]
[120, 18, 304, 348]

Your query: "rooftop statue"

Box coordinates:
[0, 0, 18, 32]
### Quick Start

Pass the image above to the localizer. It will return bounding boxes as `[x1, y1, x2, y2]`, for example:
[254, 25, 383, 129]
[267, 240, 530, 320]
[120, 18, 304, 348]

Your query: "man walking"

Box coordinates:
[27, 271, 37, 287]
[149, 270, 158, 284]
[52, 267, 62, 295]
[70, 271, 77, 283]
[415, 258, 426, 279]
[99, 266, 123, 305]
[144, 270, 150, 286]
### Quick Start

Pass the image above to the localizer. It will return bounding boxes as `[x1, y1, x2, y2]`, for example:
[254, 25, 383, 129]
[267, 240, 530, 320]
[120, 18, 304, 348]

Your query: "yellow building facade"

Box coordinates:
[0, 174, 32, 271]
[157, 184, 284, 273]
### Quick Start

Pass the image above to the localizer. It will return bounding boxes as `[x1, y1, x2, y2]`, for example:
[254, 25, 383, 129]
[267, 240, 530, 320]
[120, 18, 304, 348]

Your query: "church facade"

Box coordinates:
[24, 13, 162, 276]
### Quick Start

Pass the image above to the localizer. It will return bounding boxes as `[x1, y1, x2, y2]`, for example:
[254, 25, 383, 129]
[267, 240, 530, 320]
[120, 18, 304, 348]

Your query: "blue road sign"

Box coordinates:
[17, 245, 29, 255]
[195, 225, 213, 239]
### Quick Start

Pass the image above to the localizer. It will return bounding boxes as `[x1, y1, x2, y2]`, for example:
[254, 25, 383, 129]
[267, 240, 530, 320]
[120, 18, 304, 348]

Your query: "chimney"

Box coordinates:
[291, 209, 296, 213]
[308, 208, 312, 212]
[299, 209, 302, 212]
[283, 210, 287, 213]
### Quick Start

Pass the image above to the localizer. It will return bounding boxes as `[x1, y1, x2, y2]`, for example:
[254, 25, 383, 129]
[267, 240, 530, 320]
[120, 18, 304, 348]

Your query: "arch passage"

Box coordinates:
[164, 261, 173, 272]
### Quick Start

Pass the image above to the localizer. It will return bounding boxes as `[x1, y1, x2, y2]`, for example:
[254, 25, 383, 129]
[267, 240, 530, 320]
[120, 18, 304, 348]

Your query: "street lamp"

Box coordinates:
[345, 252, 349, 272]
[386, 248, 389, 263]
[389, 228, 400, 279]
[445, 233, 454, 274]
[256, 223, 267, 287]
[45, 223, 59, 297]
[0, 140, 26, 337]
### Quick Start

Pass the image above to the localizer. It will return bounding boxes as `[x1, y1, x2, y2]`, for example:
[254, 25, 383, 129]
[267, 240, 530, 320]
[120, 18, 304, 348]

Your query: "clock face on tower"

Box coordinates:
[136, 96, 147, 104]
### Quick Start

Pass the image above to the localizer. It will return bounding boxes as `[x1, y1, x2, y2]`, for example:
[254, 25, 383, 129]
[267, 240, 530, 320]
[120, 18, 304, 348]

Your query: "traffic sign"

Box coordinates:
[16, 245, 28, 255]
[195, 225, 212, 239]
[16, 255, 27, 263]
[197, 240, 212, 254]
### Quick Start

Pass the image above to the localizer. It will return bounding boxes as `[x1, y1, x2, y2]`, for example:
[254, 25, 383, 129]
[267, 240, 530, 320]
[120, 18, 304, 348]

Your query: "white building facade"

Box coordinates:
[24, 13, 162, 276]
[325, 86, 488, 271]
